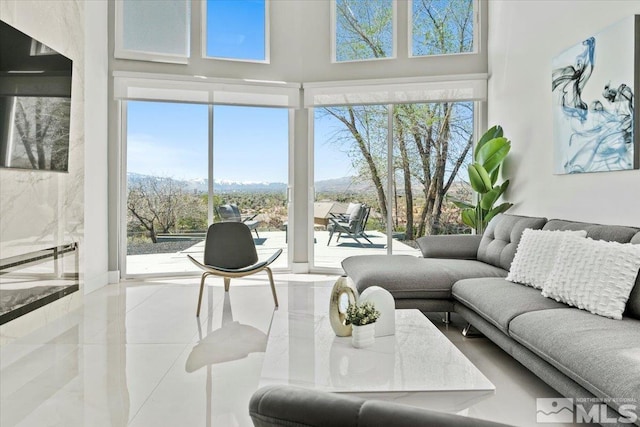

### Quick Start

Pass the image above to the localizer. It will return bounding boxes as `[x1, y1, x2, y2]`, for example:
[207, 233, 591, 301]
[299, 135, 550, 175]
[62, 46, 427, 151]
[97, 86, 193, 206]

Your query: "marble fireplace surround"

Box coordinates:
[0, 243, 79, 325]
[0, 0, 86, 335]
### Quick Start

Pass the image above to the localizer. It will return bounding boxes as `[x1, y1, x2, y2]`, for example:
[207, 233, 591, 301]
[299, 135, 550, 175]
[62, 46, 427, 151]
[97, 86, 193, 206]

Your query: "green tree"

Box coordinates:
[412, 0, 474, 55]
[335, 0, 393, 61]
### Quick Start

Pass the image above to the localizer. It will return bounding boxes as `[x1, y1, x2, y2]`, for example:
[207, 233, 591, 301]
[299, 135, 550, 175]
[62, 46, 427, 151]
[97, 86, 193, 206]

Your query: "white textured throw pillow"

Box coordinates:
[507, 229, 588, 289]
[541, 236, 640, 320]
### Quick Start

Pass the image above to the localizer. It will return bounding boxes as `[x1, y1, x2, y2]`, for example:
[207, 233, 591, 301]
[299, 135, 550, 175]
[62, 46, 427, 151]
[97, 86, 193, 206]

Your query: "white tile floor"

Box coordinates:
[0, 274, 587, 427]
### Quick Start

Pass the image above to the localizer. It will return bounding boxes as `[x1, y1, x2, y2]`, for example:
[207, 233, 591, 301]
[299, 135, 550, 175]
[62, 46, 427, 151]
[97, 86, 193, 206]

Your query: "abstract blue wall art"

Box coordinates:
[552, 16, 639, 174]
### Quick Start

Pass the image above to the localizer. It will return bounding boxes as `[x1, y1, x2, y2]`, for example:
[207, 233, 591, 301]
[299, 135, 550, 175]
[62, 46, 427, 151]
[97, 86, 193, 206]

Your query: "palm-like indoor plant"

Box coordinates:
[453, 125, 513, 234]
[345, 301, 380, 348]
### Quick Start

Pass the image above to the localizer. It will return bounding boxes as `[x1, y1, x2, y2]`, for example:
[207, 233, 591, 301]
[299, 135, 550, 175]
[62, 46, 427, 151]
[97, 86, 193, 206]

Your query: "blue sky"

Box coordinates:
[206, 0, 265, 60]
[127, 101, 355, 183]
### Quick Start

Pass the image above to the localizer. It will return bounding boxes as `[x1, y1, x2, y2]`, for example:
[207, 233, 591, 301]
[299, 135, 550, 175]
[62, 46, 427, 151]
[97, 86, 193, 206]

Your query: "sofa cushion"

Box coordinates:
[452, 278, 568, 334]
[477, 214, 547, 270]
[625, 232, 640, 320]
[342, 255, 507, 300]
[509, 309, 640, 412]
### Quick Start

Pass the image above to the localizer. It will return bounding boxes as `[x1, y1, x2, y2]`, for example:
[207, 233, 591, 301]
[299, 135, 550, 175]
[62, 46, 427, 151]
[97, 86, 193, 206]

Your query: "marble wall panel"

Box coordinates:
[0, 0, 86, 335]
[0, 0, 84, 262]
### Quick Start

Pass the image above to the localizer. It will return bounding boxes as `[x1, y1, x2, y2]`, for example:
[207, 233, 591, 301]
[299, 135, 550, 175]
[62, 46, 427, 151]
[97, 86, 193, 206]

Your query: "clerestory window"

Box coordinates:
[410, 0, 476, 57]
[333, 0, 396, 62]
[204, 0, 269, 62]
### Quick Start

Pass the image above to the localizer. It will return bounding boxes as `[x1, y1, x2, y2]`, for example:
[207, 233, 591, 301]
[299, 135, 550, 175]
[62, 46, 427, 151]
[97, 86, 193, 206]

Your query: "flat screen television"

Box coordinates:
[0, 20, 72, 172]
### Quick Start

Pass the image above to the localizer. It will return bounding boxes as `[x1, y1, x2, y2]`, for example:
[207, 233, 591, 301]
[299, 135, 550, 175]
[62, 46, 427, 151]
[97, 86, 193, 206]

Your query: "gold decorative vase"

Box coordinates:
[329, 276, 359, 337]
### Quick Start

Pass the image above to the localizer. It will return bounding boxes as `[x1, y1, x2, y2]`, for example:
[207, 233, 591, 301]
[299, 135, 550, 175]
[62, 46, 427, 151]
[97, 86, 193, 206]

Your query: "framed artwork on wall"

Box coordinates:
[551, 15, 639, 174]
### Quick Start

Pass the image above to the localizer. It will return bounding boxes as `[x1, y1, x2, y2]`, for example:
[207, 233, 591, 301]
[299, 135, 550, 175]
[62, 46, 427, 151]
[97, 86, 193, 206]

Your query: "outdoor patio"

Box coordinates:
[126, 230, 420, 275]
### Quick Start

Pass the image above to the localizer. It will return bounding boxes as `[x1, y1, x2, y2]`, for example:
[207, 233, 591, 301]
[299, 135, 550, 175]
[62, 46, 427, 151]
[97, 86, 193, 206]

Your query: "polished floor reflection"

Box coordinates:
[0, 275, 579, 426]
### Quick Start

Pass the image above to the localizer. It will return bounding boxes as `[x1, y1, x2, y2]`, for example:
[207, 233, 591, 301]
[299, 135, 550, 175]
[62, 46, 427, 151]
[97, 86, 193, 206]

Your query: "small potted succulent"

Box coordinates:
[345, 301, 380, 348]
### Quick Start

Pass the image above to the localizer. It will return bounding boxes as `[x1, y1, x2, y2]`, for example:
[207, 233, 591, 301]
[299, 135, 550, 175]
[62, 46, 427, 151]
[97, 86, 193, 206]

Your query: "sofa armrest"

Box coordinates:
[249, 385, 363, 427]
[416, 234, 482, 259]
[249, 385, 509, 427]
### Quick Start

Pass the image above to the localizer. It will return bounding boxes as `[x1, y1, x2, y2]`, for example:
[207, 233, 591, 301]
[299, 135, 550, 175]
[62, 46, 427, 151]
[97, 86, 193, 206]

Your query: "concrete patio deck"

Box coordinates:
[126, 230, 420, 275]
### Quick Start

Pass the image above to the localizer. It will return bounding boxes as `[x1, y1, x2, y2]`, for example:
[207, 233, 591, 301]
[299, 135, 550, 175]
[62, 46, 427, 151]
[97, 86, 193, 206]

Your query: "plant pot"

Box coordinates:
[351, 323, 376, 348]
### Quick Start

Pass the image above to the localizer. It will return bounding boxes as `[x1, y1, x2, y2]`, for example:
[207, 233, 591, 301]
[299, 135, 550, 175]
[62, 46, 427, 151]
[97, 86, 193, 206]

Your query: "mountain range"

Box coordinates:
[127, 173, 376, 193]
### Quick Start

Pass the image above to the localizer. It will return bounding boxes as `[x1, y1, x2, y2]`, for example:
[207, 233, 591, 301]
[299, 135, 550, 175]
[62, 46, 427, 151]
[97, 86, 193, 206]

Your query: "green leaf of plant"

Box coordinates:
[490, 167, 500, 186]
[451, 199, 475, 210]
[474, 125, 503, 158]
[500, 179, 510, 194]
[477, 137, 511, 173]
[485, 202, 513, 223]
[480, 188, 500, 211]
[480, 179, 511, 211]
[461, 208, 476, 228]
[468, 163, 492, 194]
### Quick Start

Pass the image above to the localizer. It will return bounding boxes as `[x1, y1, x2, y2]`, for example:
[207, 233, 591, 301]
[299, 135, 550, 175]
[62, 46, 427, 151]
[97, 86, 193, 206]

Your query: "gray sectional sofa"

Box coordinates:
[342, 214, 640, 426]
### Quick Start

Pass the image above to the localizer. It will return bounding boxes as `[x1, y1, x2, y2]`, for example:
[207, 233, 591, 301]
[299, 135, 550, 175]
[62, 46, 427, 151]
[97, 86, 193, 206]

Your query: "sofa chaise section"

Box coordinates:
[342, 255, 508, 312]
[342, 214, 547, 314]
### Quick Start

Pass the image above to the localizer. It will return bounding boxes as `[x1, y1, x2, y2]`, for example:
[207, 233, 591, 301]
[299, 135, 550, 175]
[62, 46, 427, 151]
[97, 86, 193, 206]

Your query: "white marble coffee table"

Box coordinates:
[259, 309, 495, 412]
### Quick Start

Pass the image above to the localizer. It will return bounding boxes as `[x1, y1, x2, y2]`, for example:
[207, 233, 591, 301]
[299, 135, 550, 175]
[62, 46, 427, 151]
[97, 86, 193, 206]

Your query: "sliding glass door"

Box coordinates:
[124, 102, 290, 276]
[312, 102, 474, 270]
[212, 105, 289, 270]
[125, 101, 209, 275]
[313, 105, 391, 269]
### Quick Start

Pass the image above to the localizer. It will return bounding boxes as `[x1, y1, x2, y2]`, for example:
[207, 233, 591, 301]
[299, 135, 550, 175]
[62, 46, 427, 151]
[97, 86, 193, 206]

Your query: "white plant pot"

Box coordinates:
[351, 323, 376, 348]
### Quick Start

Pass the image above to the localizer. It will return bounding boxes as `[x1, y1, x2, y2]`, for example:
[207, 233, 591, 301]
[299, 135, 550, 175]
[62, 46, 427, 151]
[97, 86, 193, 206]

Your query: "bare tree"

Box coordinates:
[13, 97, 70, 170]
[127, 176, 197, 243]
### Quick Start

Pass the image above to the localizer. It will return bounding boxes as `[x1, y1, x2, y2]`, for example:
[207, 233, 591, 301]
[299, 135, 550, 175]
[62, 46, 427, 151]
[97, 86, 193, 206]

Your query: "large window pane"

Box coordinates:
[126, 101, 208, 275]
[314, 105, 394, 269]
[411, 0, 474, 56]
[119, 0, 190, 59]
[392, 102, 473, 251]
[206, 0, 267, 61]
[335, 0, 394, 62]
[213, 106, 288, 269]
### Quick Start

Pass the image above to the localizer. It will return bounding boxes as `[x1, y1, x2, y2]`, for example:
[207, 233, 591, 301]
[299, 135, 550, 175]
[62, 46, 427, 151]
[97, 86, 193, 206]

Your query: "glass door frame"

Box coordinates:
[308, 101, 482, 274]
[119, 99, 294, 279]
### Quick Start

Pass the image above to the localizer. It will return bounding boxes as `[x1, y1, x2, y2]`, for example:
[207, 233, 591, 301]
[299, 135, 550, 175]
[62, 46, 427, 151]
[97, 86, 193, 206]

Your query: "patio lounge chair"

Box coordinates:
[327, 204, 372, 247]
[187, 222, 281, 317]
[328, 202, 360, 223]
[216, 203, 260, 238]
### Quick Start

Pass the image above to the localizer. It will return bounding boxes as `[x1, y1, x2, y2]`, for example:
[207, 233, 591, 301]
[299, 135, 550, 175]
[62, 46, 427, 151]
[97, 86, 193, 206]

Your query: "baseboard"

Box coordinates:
[291, 263, 309, 274]
[108, 270, 120, 284]
[84, 272, 109, 294]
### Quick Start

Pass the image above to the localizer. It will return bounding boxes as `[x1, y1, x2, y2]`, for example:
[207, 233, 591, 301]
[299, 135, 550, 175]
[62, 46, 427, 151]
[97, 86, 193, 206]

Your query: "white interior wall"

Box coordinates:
[109, 0, 488, 83]
[488, 1, 640, 226]
[84, 0, 109, 293]
[0, 0, 109, 338]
